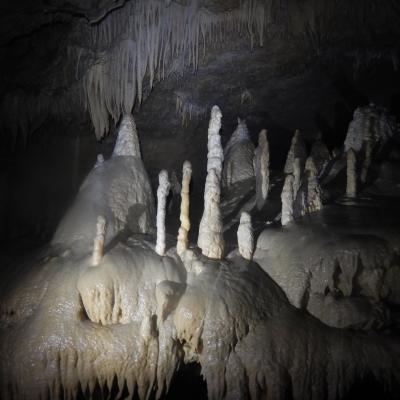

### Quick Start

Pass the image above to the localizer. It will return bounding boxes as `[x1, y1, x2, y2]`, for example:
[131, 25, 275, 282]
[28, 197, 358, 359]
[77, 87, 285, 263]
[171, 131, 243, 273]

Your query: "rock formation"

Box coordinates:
[156, 170, 170, 256]
[222, 118, 255, 188]
[177, 161, 192, 256]
[92, 215, 106, 266]
[206, 105, 224, 180]
[198, 168, 224, 259]
[281, 174, 295, 226]
[112, 114, 141, 158]
[346, 148, 357, 198]
[237, 212, 254, 260]
[305, 156, 323, 213]
[284, 129, 307, 175]
[310, 132, 330, 175]
[254, 129, 270, 210]
[52, 114, 155, 254]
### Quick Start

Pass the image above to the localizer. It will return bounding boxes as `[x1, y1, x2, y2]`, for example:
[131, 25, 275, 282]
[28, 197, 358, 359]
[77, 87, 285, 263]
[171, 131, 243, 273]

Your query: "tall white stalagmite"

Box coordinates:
[92, 216, 106, 266]
[284, 129, 307, 174]
[156, 170, 170, 256]
[237, 212, 254, 260]
[112, 114, 141, 158]
[207, 105, 224, 180]
[346, 149, 357, 198]
[198, 168, 224, 259]
[305, 156, 323, 213]
[361, 135, 373, 183]
[281, 174, 295, 226]
[177, 161, 192, 256]
[254, 129, 270, 210]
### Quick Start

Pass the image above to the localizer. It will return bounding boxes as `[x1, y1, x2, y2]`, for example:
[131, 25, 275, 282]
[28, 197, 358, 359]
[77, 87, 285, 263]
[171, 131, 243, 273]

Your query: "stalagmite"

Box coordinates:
[112, 114, 141, 158]
[361, 134, 373, 183]
[310, 132, 330, 175]
[305, 156, 323, 213]
[94, 153, 104, 168]
[284, 129, 307, 174]
[156, 170, 170, 256]
[177, 161, 192, 256]
[222, 118, 255, 188]
[198, 168, 224, 259]
[206, 105, 224, 180]
[254, 129, 270, 210]
[92, 215, 106, 266]
[281, 174, 294, 226]
[237, 212, 254, 260]
[292, 157, 302, 198]
[346, 149, 357, 198]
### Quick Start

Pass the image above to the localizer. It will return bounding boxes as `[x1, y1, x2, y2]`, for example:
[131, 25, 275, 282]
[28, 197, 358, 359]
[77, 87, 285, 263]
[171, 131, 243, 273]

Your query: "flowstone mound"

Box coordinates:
[52, 115, 155, 254]
[254, 200, 400, 330]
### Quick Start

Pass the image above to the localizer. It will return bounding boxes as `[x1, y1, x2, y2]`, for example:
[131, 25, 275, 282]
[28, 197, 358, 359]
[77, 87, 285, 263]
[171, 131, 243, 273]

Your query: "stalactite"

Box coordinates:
[177, 161, 192, 257]
[156, 170, 170, 256]
[81, 0, 271, 138]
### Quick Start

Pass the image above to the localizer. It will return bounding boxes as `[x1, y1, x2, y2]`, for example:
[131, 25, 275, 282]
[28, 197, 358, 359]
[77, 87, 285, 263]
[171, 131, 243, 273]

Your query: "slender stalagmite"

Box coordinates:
[177, 161, 192, 256]
[346, 149, 357, 198]
[156, 170, 170, 256]
[284, 129, 307, 174]
[254, 129, 270, 210]
[198, 168, 224, 259]
[237, 212, 254, 260]
[281, 174, 295, 226]
[292, 157, 302, 199]
[92, 216, 106, 266]
[207, 105, 224, 179]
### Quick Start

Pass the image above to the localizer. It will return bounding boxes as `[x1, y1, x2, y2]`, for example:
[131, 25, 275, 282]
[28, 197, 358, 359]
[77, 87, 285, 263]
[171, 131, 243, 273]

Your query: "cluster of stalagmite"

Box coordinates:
[177, 161, 192, 257]
[281, 129, 328, 225]
[92, 215, 106, 266]
[156, 170, 170, 256]
[198, 106, 224, 259]
[237, 212, 254, 260]
[346, 148, 357, 198]
[254, 129, 270, 210]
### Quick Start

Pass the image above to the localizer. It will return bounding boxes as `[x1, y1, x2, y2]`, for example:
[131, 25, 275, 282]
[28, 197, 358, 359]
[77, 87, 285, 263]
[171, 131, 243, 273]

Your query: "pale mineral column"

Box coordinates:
[177, 161, 192, 256]
[237, 212, 254, 260]
[207, 105, 224, 180]
[112, 114, 141, 158]
[292, 157, 302, 199]
[198, 168, 224, 259]
[156, 170, 170, 256]
[92, 215, 106, 266]
[281, 174, 295, 226]
[346, 148, 357, 198]
[305, 156, 323, 213]
[254, 129, 270, 210]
